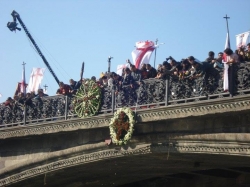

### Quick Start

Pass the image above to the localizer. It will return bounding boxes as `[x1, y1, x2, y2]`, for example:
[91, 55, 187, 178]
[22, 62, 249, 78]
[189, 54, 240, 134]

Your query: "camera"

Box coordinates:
[166, 56, 173, 61]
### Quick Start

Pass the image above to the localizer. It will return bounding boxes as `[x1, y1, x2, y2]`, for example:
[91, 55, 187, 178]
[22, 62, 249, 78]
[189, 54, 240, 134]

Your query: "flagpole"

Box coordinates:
[223, 14, 231, 49]
[22, 62, 27, 125]
[153, 38, 158, 68]
[21, 62, 26, 96]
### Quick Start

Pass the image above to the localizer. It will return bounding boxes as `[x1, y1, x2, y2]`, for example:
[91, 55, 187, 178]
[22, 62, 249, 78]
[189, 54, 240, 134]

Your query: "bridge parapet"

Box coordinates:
[0, 62, 250, 127]
[1, 85, 250, 185]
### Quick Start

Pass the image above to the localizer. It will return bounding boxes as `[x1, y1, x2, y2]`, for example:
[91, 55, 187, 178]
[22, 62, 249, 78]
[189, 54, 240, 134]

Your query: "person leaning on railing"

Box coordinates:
[235, 46, 246, 62]
[146, 64, 157, 78]
[69, 79, 81, 95]
[211, 52, 224, 69]
[168, 57, 182, 76]
[245, 43, 250, 61]
[140, 63, 148, 80]
[58, 82, 72, 96]
[205, 51, 216, 64]
[4, 97, 14, 108]
[179, 59, 191, 79]
[110, 72, 123, 92]
[131, 64, 143, 87]
[187, 56, 214, 80]
[155, 64, 163, 79]
[122, 67, 134, 88]
[127, 60, 142, 82]
[99, 74, 109, 88]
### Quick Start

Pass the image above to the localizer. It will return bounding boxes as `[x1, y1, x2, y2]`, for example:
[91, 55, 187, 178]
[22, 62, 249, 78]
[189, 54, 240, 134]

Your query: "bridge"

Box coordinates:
[1, 62, 250, 186]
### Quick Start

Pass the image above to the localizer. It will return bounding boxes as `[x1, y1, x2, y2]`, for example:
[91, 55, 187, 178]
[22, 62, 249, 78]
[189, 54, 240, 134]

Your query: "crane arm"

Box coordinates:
[8, 10, 60, 85]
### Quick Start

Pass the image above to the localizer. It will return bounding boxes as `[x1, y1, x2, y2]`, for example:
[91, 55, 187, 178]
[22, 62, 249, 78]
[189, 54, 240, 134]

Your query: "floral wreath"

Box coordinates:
[73, 79, 101, 118]
[109, 107, 135, 145]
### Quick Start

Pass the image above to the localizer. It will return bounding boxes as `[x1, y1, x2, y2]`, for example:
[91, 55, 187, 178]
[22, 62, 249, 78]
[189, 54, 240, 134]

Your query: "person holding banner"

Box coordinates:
[235, 46, 246, 62]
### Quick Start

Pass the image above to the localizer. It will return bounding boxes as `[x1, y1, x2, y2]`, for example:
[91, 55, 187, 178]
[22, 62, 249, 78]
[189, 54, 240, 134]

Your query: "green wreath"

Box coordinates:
[73, 79, 101, 118]
[109, 107, 135, 145]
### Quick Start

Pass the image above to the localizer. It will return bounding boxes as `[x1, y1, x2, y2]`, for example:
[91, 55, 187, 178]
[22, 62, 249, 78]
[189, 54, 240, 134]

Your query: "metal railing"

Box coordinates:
[1, 61, 250, 128]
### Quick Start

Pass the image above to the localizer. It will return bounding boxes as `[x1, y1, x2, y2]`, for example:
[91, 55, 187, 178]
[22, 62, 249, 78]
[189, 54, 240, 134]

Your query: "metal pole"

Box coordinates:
[23, 104, 26, 125]
[229, 64, 235, 97]
[111, 86, 115, 113]
[108, 56, 113, 73]
[80, 62, 84, 81]
[65, 96, 68, 120]
[153, 38, 158, 68]
[165, 77, 169, 106]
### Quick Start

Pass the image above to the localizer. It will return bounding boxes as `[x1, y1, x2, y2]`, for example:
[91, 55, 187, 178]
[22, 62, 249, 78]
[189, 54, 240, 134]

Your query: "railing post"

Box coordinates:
[229, 64, 235, 97]
[111, 86, 115, 113]
[65, 96, 68, 120]
[165, 77, 169, 106]
[23, 104, 26, 125]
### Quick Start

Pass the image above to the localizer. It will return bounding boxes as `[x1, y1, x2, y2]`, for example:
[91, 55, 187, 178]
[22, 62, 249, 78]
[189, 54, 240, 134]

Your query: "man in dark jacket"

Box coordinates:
[69, 79, 81, 94]
[122, 68, 134, 88]
[146, 64, 157, 78]
[130, 65, 141, 82]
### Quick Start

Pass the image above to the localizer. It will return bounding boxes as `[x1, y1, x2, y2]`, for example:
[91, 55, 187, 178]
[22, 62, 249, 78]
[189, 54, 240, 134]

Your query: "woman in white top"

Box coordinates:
[223, 48, 239, 95]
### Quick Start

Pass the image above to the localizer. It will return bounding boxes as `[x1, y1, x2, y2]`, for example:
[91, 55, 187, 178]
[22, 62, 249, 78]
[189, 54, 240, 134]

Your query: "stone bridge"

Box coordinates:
[1, 94, 250, 187]
[1, 62, 250, 186]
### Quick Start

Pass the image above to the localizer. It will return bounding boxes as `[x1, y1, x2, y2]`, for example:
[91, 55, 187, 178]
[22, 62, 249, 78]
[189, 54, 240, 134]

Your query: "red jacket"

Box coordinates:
[59, 84, 72, 95]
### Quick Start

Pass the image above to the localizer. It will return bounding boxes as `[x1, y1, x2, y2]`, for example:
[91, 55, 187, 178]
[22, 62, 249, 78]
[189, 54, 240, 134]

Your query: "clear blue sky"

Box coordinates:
[0, 0, 250, 103]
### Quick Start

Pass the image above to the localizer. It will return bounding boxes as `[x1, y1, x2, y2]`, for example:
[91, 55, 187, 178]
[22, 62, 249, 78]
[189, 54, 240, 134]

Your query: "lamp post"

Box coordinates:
[108, 56, 113, 73]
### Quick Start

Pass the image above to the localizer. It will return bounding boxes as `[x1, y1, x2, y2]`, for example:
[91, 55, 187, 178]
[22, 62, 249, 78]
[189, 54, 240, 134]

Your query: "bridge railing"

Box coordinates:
[1, 61, 250, 127]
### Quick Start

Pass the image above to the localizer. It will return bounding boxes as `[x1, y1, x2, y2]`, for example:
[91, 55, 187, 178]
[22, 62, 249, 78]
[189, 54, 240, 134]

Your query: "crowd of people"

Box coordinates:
[2, 43, 250, 107]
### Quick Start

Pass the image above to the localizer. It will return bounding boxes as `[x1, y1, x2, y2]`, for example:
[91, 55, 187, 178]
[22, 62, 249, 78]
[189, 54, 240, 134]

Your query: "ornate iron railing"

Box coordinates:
[1, 62, 250, 127]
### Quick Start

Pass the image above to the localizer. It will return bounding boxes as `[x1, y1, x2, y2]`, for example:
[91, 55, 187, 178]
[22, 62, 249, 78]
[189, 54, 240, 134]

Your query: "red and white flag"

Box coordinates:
[14, 82, 28, 97]
[224, 33, 231, 49]
[223, 32, 231, 91]
[236, 31, 250, 48]
[116, 64, 129, 76]
[131, 41, 156, 69]
[27, 68, 46, 93]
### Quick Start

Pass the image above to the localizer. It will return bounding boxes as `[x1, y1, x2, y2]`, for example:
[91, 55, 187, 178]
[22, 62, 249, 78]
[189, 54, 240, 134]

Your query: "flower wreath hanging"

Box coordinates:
[73, 79, 101, 118]
[109, 107, 135, 145]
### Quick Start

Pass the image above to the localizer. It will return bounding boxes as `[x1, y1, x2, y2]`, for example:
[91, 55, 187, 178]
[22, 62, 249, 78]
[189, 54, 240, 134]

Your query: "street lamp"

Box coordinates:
[108, 56, 113, 73]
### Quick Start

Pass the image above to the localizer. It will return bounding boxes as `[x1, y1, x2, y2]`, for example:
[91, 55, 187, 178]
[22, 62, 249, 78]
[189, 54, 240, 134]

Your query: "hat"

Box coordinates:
[100, 72, 105, 78]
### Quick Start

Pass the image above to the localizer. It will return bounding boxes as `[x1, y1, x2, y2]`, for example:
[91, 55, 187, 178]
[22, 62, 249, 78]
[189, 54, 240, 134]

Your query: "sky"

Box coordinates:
[0, 0, 250, 103]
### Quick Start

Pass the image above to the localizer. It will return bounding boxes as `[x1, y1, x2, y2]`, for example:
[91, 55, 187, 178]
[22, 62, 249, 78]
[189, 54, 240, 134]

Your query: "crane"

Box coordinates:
[7, 10, 60, 85]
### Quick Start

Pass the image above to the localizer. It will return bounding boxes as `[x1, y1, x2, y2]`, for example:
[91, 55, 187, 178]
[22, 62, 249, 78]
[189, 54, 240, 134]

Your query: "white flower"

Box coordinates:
[109, 107, 135, 145]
